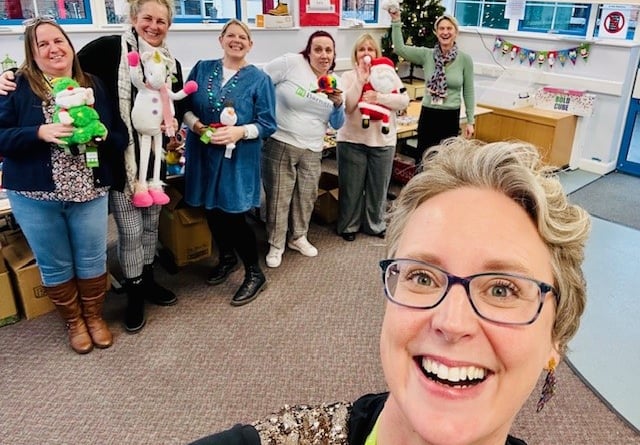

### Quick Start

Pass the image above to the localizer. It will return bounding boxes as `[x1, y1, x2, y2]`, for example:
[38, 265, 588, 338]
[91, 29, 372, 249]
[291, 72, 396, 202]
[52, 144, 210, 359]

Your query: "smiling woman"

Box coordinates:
[388, 9, 476, 166]
[180, 18, 277, 306]
[186, 137, 591, 445]
[0, 18, 127, 354]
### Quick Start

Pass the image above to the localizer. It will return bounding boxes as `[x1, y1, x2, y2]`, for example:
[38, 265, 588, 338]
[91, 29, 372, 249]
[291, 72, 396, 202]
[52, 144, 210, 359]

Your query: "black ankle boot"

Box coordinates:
[124, 276, 146, 333]
[142, 264, 177, 306]
[231, 264, 266, 306]
[207, 253, 239, 285]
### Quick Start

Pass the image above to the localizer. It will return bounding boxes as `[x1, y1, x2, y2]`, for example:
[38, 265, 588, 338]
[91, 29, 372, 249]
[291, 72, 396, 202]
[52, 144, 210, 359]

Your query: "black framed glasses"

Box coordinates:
[379, 258, 559, 326]
[22, 15, 57, 28]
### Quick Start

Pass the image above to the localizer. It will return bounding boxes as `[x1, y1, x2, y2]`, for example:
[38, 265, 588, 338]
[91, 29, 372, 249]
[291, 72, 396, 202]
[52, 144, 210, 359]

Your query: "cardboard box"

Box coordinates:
[313, 171, 339, 224]
[256, 14, 294, 28]
[0, 250, 19, 327]
[2, 234, 54, 320]
[392, 153, 417, 185]
[158, 186, 212, 267]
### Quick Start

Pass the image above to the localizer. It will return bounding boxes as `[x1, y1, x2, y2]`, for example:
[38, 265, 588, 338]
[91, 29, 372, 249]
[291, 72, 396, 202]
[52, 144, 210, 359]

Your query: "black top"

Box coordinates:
[77, 34, 187, 192]
[187, 393, 527, 445]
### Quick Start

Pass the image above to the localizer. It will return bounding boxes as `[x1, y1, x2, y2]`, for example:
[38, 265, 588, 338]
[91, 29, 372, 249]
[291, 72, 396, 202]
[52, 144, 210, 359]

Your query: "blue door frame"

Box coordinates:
[618, 98, 640, 176]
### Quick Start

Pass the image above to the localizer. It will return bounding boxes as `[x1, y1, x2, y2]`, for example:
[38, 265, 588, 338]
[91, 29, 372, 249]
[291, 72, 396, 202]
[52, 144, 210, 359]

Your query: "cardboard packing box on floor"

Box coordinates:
[0, 249, 19, 327]
[1, 232, 54, 320]
[159, 186, 212, 267]
[313, 171, 339, 224]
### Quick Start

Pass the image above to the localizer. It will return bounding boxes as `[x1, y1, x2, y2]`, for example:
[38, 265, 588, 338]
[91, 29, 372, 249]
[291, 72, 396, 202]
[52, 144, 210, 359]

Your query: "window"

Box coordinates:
[455, 0, 508, 29]
[104, 0, 242, 24]
[1, 0, 92, 23]
[342, 0, 378, 23]
[172, 0, 239, 23]
[518, 1, 591, 36]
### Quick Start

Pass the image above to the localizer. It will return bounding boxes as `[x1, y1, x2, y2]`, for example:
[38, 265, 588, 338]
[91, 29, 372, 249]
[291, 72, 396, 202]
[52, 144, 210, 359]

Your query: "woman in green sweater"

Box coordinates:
[389, 11, 475, 164]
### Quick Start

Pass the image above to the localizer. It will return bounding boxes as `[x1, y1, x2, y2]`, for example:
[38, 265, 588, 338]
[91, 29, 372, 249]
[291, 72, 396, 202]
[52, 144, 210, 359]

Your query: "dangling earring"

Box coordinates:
[536, 357, 557, 412]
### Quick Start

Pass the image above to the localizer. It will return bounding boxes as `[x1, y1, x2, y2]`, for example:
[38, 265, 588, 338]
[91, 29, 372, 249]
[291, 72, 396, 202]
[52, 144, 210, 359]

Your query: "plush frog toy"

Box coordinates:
[51, 77, 108, 155]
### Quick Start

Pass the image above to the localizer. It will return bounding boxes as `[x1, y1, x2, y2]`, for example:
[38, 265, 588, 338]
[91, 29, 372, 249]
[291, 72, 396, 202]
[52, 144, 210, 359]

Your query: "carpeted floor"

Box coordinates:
[569, 171, 640, 230]
[0, 212, 638, 444]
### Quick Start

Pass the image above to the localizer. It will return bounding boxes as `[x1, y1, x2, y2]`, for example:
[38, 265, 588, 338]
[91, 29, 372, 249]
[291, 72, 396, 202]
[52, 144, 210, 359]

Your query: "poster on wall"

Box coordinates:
[299, 0, 340, 26]
[598, 6, 630, 40]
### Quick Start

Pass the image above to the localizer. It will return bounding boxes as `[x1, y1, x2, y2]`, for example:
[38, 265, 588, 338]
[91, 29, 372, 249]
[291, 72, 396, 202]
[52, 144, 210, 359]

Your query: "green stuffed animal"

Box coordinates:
[51, 77, 108, 155]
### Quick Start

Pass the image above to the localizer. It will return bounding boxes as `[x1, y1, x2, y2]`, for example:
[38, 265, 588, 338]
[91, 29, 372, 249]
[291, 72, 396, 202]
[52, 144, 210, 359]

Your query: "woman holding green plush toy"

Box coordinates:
[0, 18, 127, 353]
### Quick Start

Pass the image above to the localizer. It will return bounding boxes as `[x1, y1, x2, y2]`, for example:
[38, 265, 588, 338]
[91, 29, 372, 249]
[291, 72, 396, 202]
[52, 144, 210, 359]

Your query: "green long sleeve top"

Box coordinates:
[391, 22, 476, 125]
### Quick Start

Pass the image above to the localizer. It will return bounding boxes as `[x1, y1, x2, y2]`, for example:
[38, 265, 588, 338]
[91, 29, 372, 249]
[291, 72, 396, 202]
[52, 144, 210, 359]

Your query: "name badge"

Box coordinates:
[431, 96, 444, 106]
[85, 146, 99, 168]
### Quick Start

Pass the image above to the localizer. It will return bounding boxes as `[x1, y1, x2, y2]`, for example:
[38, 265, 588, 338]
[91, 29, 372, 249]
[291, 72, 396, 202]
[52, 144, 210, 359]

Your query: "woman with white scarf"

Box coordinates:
[74, 0, 185, 332]
[389, 12, 475, 165]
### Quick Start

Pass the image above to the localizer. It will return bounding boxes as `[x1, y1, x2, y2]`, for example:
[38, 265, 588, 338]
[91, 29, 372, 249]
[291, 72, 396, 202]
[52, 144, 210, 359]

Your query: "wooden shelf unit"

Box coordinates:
[475, 105, 577, 168]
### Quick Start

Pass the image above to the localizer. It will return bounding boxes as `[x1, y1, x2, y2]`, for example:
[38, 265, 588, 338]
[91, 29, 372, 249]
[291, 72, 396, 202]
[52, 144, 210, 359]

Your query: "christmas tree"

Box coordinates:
[381, 0, 445, 82]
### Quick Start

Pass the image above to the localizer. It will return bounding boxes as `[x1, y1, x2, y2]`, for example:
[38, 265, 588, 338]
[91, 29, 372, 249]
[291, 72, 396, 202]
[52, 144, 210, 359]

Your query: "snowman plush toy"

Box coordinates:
[357, 56, 403, 134]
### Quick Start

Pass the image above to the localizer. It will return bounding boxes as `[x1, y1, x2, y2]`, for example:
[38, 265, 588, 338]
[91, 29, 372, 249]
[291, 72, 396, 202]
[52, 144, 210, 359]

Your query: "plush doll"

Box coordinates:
[357, 56, 403, 134]
[314, 74, 341, 94]
[382, 0, 401, 13]
[52, 77, 108, 155]
[199, 105, 238, 158]
[128, 49, 198, 207]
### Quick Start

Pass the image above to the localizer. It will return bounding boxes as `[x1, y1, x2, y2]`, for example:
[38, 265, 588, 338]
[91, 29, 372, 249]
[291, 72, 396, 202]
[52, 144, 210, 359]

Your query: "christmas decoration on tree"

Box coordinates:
[381, 0, 445, 82]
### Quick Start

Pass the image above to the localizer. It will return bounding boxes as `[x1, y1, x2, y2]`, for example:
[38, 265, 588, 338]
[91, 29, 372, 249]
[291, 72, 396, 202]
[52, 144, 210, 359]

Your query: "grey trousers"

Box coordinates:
[336, 141, 394, 235]
[109, 190, 161, 279]
[262, 137, 323, 249]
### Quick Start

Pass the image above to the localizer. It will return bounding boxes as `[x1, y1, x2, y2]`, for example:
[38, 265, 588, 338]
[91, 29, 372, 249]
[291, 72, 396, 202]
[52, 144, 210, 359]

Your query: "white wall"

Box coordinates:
[2, 24, 639, 173]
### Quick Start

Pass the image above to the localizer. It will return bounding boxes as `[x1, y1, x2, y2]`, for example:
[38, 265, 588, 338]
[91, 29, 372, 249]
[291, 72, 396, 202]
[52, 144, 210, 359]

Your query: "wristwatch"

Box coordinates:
[242, 125, 250, 140]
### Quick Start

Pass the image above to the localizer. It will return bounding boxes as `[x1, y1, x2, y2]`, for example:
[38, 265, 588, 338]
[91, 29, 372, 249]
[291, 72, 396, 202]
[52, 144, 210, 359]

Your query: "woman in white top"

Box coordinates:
[261, 31, 345, 268]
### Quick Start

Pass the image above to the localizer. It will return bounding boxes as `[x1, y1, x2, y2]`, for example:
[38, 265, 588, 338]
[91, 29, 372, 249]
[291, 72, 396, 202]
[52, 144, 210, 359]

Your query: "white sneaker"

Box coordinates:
[266, 246, 284, 268]
[287, 236, 318, 257]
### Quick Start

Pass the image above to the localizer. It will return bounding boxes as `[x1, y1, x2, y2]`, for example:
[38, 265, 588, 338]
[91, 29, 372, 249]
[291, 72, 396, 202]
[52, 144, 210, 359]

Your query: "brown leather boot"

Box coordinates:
[77, 273, 113, 349]
[45, 279, 93, 354]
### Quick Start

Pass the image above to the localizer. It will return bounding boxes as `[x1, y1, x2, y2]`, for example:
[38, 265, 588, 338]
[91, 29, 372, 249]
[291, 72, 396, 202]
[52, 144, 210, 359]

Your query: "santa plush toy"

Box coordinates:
[357, 56, 403, 134]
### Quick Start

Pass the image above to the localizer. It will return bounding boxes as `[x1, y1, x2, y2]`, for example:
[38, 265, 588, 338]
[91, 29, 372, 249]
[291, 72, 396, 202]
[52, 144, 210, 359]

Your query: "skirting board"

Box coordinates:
[578, 158, 616, 175]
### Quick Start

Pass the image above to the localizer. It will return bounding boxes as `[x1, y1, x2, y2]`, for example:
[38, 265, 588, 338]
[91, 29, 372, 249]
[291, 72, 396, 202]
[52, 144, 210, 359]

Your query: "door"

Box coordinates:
[618, 69, 640, 176]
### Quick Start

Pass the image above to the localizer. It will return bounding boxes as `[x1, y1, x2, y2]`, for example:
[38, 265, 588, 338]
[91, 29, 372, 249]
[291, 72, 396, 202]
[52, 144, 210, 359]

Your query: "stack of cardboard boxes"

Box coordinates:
[0, 229, 54, 325]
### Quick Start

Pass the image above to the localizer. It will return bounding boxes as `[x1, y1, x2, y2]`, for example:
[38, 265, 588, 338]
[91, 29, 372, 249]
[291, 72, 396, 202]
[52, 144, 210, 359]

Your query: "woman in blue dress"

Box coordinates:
[182, 19, 277, 306]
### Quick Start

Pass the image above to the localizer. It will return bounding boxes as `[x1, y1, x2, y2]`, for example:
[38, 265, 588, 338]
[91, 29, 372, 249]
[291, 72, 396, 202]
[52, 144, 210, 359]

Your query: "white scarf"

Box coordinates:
[117, 28, 177, 196]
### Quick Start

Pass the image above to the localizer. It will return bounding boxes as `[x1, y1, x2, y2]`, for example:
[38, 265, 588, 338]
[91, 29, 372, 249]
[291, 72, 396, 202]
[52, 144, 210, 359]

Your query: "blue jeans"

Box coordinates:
[7, 192, 108, 286]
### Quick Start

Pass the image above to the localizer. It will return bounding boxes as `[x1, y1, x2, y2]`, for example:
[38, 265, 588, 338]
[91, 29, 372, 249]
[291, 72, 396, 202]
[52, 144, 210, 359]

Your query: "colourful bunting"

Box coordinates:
[493, 37, 590, 69]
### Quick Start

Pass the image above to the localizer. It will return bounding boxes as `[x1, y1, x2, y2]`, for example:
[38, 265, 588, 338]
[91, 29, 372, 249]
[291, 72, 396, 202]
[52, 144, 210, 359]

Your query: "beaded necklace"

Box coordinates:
[206, 61, 242, 114]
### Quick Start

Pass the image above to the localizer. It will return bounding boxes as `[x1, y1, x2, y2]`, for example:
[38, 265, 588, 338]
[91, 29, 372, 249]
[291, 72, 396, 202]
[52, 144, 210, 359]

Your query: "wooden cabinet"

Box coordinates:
[403, 80, 425, 100]
[475, 105, 577, 168]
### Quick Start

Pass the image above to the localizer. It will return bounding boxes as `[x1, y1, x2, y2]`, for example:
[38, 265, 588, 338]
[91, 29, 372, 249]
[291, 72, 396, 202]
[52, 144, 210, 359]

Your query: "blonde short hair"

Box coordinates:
[385, 137, 590, 356]
[350, 33, 381, 66]
[434, 14, 459, 32]
[221, 18, 252, 42]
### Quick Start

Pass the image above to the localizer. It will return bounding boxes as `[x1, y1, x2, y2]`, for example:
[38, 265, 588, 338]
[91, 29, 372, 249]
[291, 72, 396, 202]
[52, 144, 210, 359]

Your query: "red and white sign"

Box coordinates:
[598, 7, 630, 39]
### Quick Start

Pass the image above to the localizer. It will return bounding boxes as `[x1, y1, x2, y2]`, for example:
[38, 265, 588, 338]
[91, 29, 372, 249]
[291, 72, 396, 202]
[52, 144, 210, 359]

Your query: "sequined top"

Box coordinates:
[187, 393, 527, 445]
[254, 401, 351, 445]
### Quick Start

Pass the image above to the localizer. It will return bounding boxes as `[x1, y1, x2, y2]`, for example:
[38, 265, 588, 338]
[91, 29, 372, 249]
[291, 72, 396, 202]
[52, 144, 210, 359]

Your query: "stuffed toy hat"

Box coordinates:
[370, 56, 395, 70]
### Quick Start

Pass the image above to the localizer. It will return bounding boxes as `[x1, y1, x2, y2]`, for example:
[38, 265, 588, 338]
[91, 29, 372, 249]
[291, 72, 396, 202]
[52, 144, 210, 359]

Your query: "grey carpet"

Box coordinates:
[569, 172, 640, 230]
[0, 217, 638, 444]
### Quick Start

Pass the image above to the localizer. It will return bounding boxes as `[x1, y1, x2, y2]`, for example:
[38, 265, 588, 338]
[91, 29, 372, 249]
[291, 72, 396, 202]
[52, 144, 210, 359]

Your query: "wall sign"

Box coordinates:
[598, 6, 630, 40]
[299, 0, 340, 26]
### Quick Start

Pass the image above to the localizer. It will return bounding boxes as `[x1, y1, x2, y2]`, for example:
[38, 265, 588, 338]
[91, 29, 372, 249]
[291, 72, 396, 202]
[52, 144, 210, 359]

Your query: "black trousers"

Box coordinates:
[415, 105, 461, 164]
[206, 209, 259, 267]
